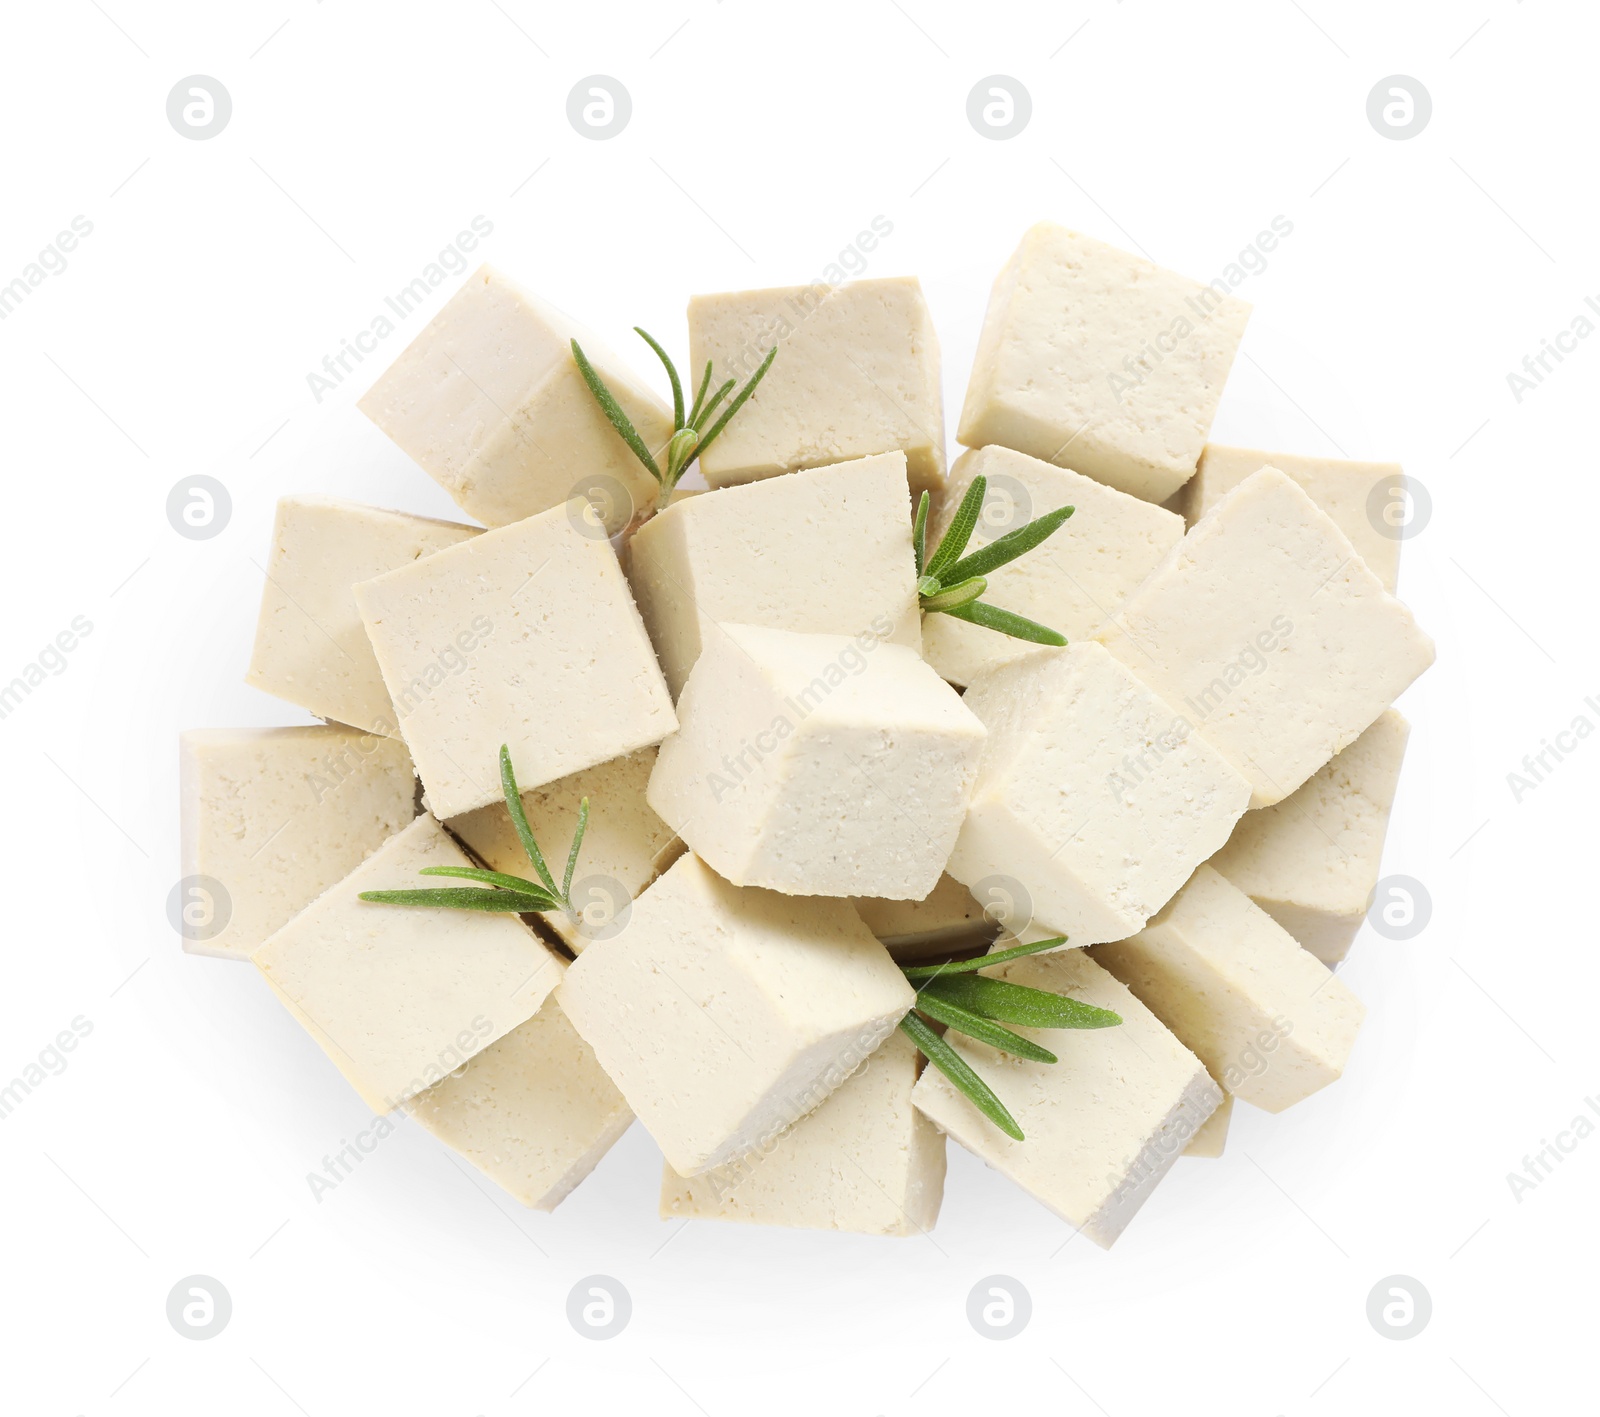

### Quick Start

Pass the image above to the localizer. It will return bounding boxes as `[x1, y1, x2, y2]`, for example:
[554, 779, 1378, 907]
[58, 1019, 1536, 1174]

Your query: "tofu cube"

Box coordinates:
[1208, 710, 1410, 964]
[957, 223, 1250, 503]
[659, 1030, 945, 1236]
[1181, 445, 1405, 593]
[647, 624, 986, 899]
[359, 265, 671, 534]
[947, 642, 1251, 944]
[626, 452, 921, 699]
[1091, 866, 1366, 1113]
[179, 725, 417, 961]
[557, 853, 915, 1176]
[245, 496, 479, 735]
[911, 948, 1220, 1248]
[852, 874, 998, 963]
[354, 501, 676, 818]
[921, 445, 1185, 687]
[448, 747, 682, 954]
[409, 991, 633, 1211]
[1095, 467, 1434, 808]
[1183, 1092, 1233, 1158]
[687, 277, 945, 495]
[253, 814, 563, 1113]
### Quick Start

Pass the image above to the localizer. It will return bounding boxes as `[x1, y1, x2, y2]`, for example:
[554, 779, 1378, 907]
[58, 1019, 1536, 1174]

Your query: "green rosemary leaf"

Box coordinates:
[900, 935, 1067, 978]
[359, 888, 556, 912]
[912, 491, 929, 575]
[693, 345, 777, 463]
[563, 796, 590, 902]
[919, 973, 1122, 1030]
[634, 327, 684, 428]
[923, 475, 987, 578]
[418, 866, 559, 903]
[692, 378, 736, 433]
[912, 991, 1058, 1063]
[942, 504, 1075, 583]
[570, 339, 663, 482]
[499, 745, 561, 897]
[687, 360, 715, 426]
[942, 599, 1067, 646]
[920, 576, 988, 613]
[899, 1012, 1023, 1141]
[917, 573, 942, 597]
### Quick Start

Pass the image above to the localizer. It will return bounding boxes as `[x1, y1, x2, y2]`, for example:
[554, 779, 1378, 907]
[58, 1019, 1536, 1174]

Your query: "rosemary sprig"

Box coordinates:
[571, 330, 777, 506]
[361, 745, 587, 916]
[915, 474, 1075, 644]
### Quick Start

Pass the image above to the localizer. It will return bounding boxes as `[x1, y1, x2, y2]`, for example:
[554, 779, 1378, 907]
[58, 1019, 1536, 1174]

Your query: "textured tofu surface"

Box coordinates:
[688, 277, 946, 494]
[957, 223, 1250, 503]
[912, 948, 1220, 1248]
[921, 445, 1186, 686]
[245, 496, 479, 735]
[179, 725, 417, 961]
[1092, 866, 1366, 1113]
[1209, 711, 1410, 964]
[647, 624, 987, 899]
[1183, 1091, 1232, 1158]
[354, 500, 676, 818]
[253, 814, 563, 1113]
[1095, 467, 1434, 808]
[626, 452, 922, 698]
[660, 1030, 945, 1235]
[557, 853, 915, 1176]
[948, 642, 1250, 943]
[853, 873, 998, 961]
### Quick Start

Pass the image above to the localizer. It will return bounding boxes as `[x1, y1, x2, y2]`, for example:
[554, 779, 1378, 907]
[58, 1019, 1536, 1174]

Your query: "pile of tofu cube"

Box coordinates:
[182, 222, 1433, 1245]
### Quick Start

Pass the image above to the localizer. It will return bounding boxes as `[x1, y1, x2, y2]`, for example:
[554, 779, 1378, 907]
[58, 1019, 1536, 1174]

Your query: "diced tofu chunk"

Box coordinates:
[957, 223, 1250, 503]
[245, 496, 478, 735]
[626, 453, 921, 698]
[911, 948, 1220, 1248]
[853, 874, 998, 963]
[448, 747, 681, 954]
[647, 624, 986, 899]
[409, 991, 632, 1211]
[1091, 866, 1366, 1113]
[179, 725, 417, 961]
[557, 853, 914, 1176]
[687, 276, 945, 494]
[1095, 468, 1434, 808]
[1208, 711, 1410, 964]
[1183, 1092, 1232, 1158]
[947, 642, 1250, 944]
[921, 446, 1185, 686]
[354, 501, 676, 818]
[253, 814, 563, 1113]
[358, 265, 670, 533]
[659, 1030, 944, 1235]
[1182, 445, 1405, 593]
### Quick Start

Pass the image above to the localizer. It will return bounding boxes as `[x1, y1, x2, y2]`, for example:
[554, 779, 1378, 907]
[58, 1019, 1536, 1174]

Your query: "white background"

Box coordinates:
[1, 1, 1593, 1412]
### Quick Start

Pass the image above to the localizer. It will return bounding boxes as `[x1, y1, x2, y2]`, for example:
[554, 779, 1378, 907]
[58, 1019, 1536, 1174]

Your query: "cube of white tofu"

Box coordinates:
[659, 1030, 944, 1235]
[448, 747, 682, 954]
[254, 814, 564, 1113]
[626, 452, 921, 699]
[1183, 1092, 1232, 1158]
[1209, 711, 1410, 965]
[947, 642, 1250, 944]
[245, 496, 479, 735]
[1095, 468, 1434, 808]
[557, 853, 915, 1176]
[687, 277, 945, 495]
[853, 875, 998, 963]
[911, 948, 1220, 1248]
[409, 991, 632, 1211]
[957, 223, 1250, 503]
[920, 445, 1186, 687]
[179, 725, 417, 961]
[1181, 445, 1405, 593]
[1091, 866, 1366, 1113]
[354, 501, 676, 819]
[359, 265, 671, 534]
[647, 624, 986, 899]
